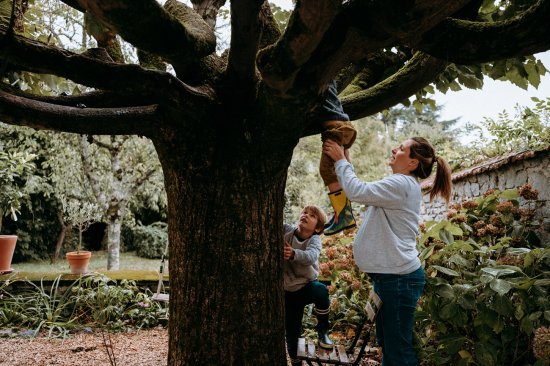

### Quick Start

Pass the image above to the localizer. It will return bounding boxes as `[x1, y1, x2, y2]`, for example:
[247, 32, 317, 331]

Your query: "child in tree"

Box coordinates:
[314, 81, 357, 235]
[284, 205, 333, 366]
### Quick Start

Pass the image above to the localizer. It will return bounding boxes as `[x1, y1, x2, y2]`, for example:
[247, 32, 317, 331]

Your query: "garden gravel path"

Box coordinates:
[0, 328, 168, 366]
[0, 328, 380, 365]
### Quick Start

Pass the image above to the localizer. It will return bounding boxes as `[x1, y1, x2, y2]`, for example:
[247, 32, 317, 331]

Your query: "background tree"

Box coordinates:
[1, 0, 166, 266]
[79, 134, 164, 270]
[467, 97, 550, 158]
[0, 122, 61, 261]
[0, 124, 35, 232]
[382, 104, 470, 168]
[1, 1, 550, 365]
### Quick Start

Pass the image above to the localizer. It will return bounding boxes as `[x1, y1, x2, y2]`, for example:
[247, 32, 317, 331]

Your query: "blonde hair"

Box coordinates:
[302, 205, 328, 234]
[409, 137, 452, 202]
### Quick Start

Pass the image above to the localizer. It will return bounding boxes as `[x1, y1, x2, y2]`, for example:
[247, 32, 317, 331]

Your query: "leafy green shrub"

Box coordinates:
[127, 222, 168, 259]
[7, 194, 61, 262]
[0, 274, 168, 337]
[71, 275, 168, 331]
[416, 184, 549, 366]
[467, 99, 550, 160]
[0, 148, 36, 232]
[0, 275, 78, 338]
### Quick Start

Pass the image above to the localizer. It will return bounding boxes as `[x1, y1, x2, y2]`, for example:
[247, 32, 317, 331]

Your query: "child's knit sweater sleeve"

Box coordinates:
[292, 235, 321, 265]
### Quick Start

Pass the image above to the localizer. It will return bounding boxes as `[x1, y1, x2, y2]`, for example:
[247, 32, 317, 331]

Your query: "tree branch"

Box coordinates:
[341, 52, 448, 120]
[128, 166, 158, 198]
[257, 0, 341, 93]
[349, 0, 471, 46]
[79, 135, 107, 208]
[190, 0, 227, 29]
[76, 0, 215, 65]
[337, 50, 408, 97]
[59, 0, 85, 13]
[226, 0, 264, 89]
[90, 136, 116, 150]
[0, 30, 216, 106]
[259, 2, 281, 50]
[0, 89, 160, 136]
[295, 0, 470, 94]
[0, 83, 152, 108]
[416, 0, 550, 64]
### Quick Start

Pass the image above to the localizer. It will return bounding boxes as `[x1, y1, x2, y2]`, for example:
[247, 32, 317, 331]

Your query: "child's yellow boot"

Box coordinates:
[324, 190, 356, 235]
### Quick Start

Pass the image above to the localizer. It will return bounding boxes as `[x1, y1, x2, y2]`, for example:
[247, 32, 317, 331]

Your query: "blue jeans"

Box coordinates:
[369, 267, 425, 366]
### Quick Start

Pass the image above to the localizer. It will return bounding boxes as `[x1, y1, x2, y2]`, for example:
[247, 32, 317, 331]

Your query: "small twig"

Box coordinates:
[101, 329, 117, 366]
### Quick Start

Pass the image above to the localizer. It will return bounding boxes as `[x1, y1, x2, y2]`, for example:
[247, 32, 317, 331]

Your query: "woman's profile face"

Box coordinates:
[389, 139, 417, 174]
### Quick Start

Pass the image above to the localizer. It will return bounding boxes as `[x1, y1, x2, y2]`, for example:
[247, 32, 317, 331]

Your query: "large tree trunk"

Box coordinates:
[159, 134, 291, 365]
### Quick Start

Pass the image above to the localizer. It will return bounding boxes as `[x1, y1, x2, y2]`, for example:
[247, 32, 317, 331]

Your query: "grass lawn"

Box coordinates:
[11, 251, 165, 273]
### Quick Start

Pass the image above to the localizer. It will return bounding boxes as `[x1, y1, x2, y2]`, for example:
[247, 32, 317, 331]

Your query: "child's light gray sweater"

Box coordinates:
[283, 224, 321, 292]
[335, 159, 422, 274]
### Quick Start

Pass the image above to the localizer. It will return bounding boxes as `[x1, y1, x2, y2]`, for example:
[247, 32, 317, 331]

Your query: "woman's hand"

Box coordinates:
[323, 139, 346, 161]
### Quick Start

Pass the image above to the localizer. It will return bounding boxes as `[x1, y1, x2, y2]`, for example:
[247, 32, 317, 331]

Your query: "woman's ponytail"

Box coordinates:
[409, 137, 452, 203]
[430, 156, 452, 202]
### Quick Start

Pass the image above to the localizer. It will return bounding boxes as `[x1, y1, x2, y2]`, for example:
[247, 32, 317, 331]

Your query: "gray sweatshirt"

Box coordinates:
[283, 224, 321, 292]
[335, 159, 422, 274]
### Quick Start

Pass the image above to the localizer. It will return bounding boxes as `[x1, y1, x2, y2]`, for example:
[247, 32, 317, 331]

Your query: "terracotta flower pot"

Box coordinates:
[66, 251, 92, 275]
[0, 235, 17, 274]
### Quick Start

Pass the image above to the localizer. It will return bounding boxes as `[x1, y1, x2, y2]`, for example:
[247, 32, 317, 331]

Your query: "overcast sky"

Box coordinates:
[435, 51, 550, 126]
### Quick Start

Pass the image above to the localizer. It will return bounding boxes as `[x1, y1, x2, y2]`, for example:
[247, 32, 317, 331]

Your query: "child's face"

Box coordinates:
[298, 209, 320, 234]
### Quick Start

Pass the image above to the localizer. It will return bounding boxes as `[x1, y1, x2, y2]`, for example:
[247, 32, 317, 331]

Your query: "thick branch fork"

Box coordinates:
[75, 0, 216, 64]
[257, 0, 341, 93]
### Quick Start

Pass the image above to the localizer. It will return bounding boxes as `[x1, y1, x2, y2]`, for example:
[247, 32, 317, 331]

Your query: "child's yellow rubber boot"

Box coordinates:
[324, 190, 356, 235]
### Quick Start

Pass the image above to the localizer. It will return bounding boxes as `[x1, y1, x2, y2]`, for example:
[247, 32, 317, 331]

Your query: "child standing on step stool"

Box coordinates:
[315, 81, 357, 235]
[283, 205, 333, 366]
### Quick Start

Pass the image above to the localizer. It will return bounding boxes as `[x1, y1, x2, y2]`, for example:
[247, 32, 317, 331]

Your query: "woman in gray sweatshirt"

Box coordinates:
[323, 136, 452, 366]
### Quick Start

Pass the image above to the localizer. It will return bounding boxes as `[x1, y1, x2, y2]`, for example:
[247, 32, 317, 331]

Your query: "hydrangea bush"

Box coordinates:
[301, 183, 548, 366]
[416, 183, 549, 366]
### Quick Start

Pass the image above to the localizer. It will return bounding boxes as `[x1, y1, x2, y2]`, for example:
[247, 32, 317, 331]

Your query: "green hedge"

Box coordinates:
[125, 222, 168, 259]
[6, 194, 61, 262]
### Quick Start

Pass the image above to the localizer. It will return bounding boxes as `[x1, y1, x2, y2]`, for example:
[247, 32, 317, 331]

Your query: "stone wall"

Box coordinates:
[420, 148, 550, 245]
